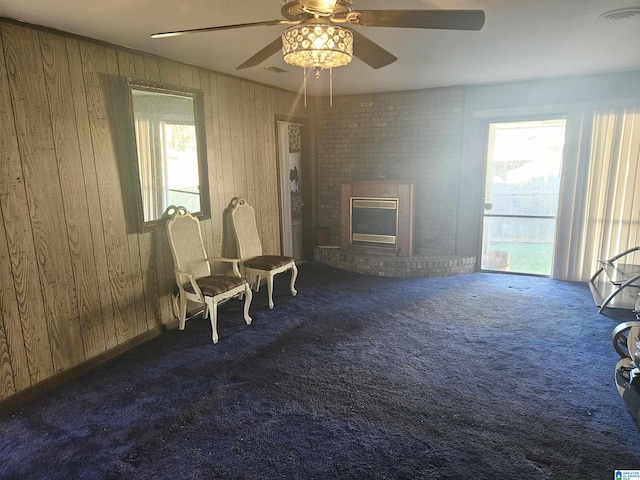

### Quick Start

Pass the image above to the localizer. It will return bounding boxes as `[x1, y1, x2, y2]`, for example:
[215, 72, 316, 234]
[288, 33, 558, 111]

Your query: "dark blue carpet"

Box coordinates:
[1, 261, 638, 479]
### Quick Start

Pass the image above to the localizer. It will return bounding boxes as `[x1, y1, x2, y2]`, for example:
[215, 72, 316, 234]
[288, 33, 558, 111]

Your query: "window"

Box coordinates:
[128, 79, 209, 232]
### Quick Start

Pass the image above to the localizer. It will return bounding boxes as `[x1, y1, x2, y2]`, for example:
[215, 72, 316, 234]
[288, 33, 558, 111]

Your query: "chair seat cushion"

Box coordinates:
[184, 275, 246, 297]
[244, 255, 294, 271]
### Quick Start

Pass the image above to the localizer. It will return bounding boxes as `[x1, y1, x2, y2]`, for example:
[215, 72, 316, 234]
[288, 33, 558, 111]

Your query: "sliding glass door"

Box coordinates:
[481, 118, 567, 275]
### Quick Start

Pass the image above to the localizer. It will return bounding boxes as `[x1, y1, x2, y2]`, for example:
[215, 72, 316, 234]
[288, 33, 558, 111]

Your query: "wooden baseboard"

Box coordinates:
[0, 318, 180, 413]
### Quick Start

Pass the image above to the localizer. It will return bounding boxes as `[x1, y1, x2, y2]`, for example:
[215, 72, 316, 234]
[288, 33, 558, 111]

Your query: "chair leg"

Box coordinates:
[206, 298, 218, 344]
[254, 275, 262, 292]
[178, 292, 188, 330]
[290, 263, 298, 297]
[243, 285, 253, 325]
[267, 273, 274, 309]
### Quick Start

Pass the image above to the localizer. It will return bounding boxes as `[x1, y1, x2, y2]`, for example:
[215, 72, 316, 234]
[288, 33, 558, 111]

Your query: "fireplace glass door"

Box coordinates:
[351, 198, 398, 246]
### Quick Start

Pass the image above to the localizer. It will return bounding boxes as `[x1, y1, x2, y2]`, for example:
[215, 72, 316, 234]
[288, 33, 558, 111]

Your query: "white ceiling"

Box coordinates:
[1, 0, 640, 96]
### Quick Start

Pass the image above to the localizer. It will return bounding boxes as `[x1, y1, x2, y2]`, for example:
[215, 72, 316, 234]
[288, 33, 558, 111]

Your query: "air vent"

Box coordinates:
[263, 66, 288, 73]
[600, 7, 640, 20]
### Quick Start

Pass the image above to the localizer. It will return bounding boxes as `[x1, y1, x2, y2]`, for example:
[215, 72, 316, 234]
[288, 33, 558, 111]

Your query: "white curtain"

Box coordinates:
[553, 106, 640, 280]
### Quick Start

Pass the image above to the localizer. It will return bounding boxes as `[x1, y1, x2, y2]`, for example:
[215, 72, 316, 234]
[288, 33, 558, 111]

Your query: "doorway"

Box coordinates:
[276, 120, 307, 260]
[481, 118, 567, 275]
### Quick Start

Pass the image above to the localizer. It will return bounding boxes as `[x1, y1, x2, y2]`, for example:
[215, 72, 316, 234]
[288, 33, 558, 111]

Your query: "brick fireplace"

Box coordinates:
[312, 89, 476, 277]
[314, 180, 475, 278]
[340, 181, 414, 256]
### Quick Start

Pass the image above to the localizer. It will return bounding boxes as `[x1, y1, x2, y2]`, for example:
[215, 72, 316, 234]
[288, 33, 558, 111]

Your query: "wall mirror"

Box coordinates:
[127, 79, 209, 232]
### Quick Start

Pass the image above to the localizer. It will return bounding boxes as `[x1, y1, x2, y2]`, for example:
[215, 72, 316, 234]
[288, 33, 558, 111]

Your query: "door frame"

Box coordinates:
[477, 114, 568, 275]
[274, 115, 312, 260]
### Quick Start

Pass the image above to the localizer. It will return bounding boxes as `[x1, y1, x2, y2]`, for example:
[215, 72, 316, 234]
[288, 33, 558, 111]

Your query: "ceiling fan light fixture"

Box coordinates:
[282, 24, 353, 69]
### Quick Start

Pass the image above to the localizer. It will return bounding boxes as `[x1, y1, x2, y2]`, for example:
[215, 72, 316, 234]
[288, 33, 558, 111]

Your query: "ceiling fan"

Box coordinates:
[151, 0, 485, 71]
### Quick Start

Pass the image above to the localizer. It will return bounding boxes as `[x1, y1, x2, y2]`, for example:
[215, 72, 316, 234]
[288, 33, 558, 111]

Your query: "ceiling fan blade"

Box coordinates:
[151, 20, 289, 39]
[350, 30, 397, 70]
[350, 10, 485, 31]
[237, 37, 283, 70]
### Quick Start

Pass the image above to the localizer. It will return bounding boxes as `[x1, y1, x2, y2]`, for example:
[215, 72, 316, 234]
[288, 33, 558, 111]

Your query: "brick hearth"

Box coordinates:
[314, 247, 475, 278]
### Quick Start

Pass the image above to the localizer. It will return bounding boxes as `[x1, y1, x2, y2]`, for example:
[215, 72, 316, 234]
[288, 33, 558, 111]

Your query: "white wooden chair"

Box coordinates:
[230, 198, 297, 309]
[166, 206, 252, 343]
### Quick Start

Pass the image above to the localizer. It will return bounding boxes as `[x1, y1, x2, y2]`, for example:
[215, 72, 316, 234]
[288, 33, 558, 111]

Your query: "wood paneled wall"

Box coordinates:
[0, 20, 307, 402]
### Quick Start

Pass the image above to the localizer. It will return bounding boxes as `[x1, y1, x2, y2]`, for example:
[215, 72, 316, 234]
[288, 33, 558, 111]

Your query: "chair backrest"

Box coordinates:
[166, 206, 211, 280]
[230, 198, 263, 261]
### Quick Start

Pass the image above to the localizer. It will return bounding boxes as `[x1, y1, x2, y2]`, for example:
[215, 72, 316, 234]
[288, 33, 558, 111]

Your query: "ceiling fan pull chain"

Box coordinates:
[303, 67, 307, 107]
[330, 68, 333, 106]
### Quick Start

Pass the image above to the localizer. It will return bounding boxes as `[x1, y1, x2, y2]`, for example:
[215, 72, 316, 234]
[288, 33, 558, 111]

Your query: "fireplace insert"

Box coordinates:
[351, 198, 398, 246]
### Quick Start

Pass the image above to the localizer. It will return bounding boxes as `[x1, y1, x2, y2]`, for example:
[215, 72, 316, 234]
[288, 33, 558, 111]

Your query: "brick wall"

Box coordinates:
[315, 87, 465, 255]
